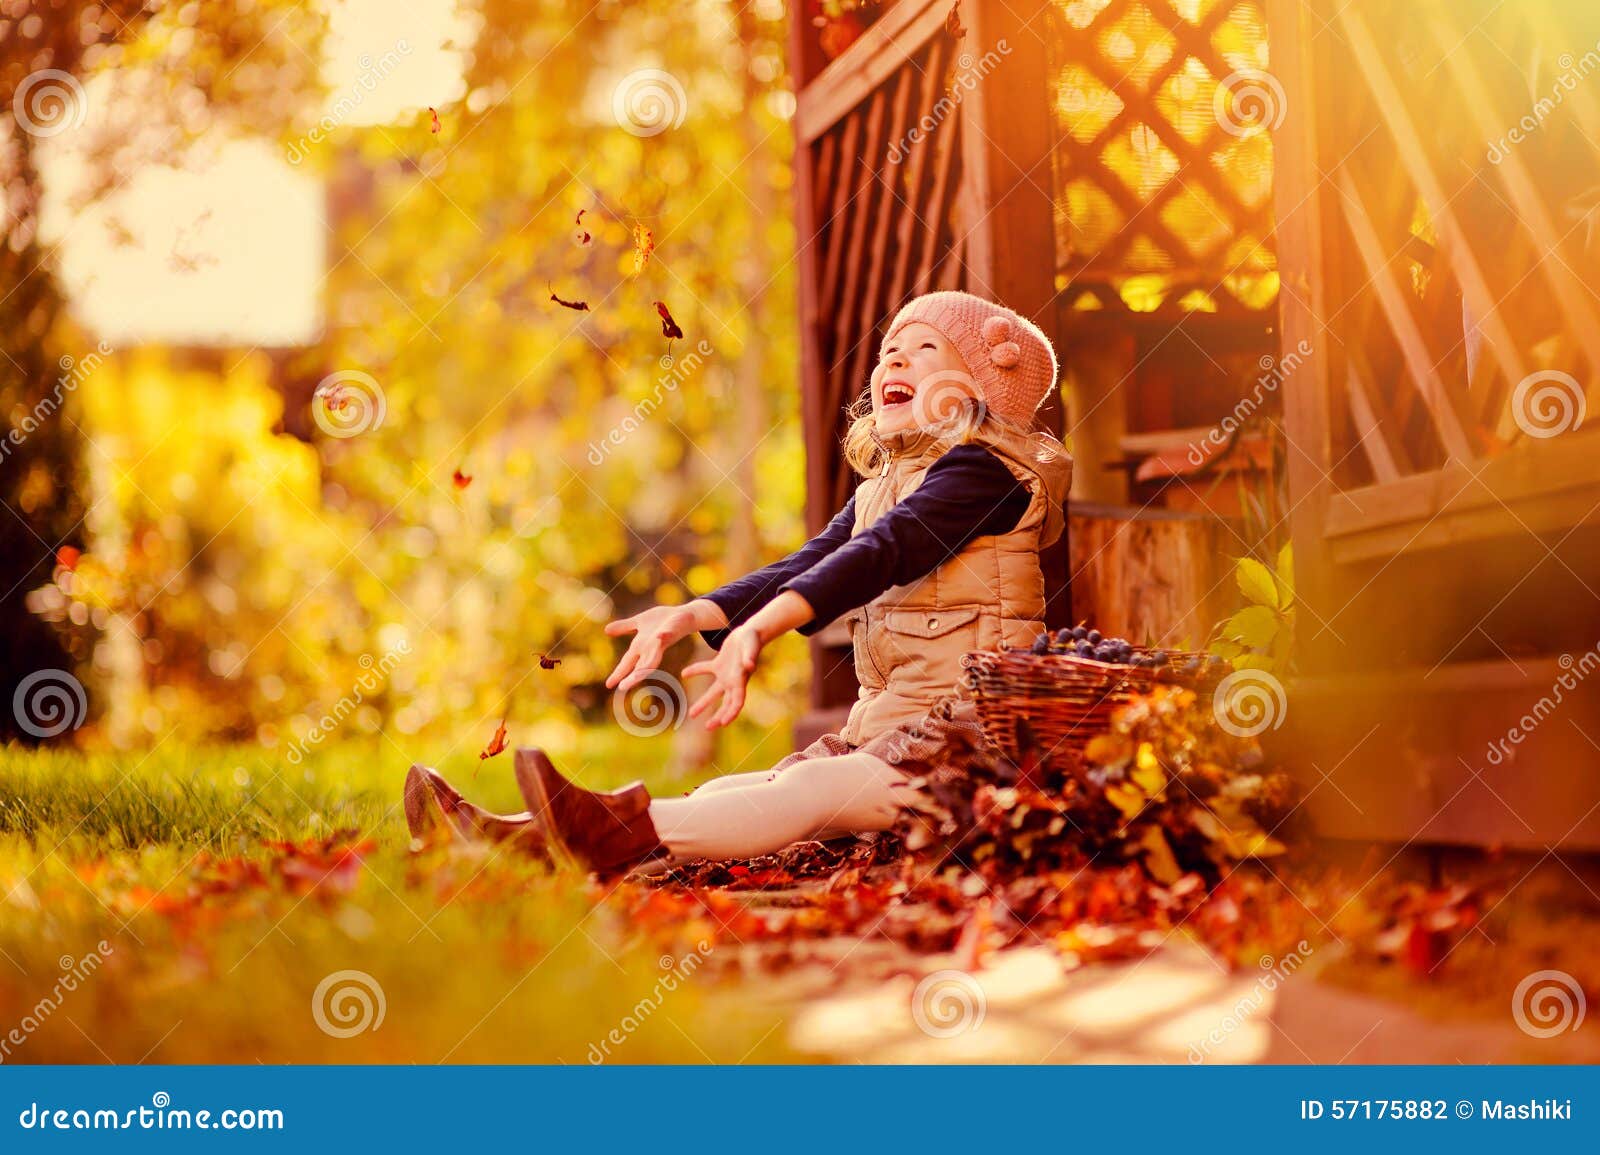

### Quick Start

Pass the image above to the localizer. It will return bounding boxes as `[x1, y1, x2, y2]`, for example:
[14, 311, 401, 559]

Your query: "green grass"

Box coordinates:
[0, 727, 802, 1064]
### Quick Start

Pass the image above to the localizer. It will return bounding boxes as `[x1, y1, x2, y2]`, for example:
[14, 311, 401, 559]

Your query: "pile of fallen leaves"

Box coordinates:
[900, 686, 1300, 886]
[618, 688, 1506, 977]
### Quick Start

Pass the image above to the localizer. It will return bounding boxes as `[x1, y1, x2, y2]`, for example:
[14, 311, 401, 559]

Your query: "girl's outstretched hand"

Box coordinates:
[681, 625, 762, 731]
[604, 604, 700, 693]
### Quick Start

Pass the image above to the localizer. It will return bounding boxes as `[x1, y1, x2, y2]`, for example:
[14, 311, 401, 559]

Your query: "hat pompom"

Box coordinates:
[982, 315, 1013, 345]
[989, 340, 1021, 368]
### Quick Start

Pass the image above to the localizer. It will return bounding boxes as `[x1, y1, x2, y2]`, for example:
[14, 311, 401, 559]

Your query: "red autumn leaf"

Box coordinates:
[654, 299, 684, 341]
[480, 718, 509, 760]
[56, 545, 81, 572]
[536, 652, 561, 669]
[632, 223, 655, 274]
[549, 284, 590, 311]
[429, 106, 441, 133]
[452, 467, 472, 489]
[945, 1, 966, 39]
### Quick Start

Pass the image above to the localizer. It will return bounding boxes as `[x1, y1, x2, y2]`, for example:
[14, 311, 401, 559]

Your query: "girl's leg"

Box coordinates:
[683, 768, 780, 797]
[646, 751, 915, 861]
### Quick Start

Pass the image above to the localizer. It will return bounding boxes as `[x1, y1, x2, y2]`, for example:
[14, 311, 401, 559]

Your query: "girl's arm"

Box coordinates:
[696, 496, 856, 650]
[775, 444, 1030, 633]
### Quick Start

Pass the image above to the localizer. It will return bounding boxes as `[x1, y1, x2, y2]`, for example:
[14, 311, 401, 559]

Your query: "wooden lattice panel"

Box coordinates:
[801, 26, 971, 521]
[1048, 0, 1277, 316]
[1287, 0, 1600, 494]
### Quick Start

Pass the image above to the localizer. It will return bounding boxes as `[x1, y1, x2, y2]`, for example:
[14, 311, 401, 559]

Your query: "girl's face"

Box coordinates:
[870, 321, 980, 434]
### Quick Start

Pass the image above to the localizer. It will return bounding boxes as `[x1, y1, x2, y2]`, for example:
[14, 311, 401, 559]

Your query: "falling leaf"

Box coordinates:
[315, 382, 350, 412]
[549, 284, 590, 312]
[654, 299, 684, 341]
[537, 653, 562, 669]
[945, 1, 966, 39]
[452, 468, 472, 489]
[429, 106, 441, 134]
[479, 718, 509, 760]
[632, 223, 655, 274]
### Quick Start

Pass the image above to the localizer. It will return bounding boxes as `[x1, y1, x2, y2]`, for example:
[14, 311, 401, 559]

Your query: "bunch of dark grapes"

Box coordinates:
[1024, 624, 1228, 676]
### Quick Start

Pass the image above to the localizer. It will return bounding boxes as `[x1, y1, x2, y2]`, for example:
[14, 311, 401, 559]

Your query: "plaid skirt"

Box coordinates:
[770, 690, 991, 773]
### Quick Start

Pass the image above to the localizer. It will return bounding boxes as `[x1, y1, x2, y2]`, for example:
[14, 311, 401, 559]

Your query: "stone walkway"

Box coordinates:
[763, 939, 1600, 1064]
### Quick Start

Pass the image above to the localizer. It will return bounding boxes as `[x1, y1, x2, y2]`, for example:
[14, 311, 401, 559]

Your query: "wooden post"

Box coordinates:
[962, 0, 1071, 627]
[1265, 0, 1337, 670]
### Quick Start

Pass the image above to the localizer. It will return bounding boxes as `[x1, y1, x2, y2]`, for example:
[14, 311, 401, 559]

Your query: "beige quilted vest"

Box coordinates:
[837, 419, 1072, 747]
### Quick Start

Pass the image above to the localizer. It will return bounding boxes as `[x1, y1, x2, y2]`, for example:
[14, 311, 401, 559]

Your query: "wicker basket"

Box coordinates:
[958, 644, 1225, 769]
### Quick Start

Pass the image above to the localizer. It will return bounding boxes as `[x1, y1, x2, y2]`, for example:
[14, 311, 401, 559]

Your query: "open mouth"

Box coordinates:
[882, 379, 916, 408]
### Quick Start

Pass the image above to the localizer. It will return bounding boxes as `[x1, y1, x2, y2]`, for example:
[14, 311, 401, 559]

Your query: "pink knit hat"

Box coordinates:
[878, 290, 1058, 430]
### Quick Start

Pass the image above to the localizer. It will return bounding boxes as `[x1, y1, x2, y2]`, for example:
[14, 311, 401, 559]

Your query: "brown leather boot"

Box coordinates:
[512, 748, 668, 876]
[403, 764, 551, 863]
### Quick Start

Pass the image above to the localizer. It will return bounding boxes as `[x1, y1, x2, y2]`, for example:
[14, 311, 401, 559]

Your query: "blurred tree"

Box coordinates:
[1, 0, 320, 741]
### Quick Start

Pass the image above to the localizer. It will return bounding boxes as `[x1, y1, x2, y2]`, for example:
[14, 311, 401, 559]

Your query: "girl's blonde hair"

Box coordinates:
[840, 391, 1062, 478]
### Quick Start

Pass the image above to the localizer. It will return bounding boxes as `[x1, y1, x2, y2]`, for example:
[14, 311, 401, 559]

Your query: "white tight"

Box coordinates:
[646, 752, 916, 861]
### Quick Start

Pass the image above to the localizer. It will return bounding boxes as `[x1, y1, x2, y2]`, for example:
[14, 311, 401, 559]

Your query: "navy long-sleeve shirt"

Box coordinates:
[697, 444, 1031, 650]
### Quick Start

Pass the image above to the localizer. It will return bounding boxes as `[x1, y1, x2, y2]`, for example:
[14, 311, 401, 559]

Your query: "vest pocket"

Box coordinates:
[881, 604, 982, 639]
